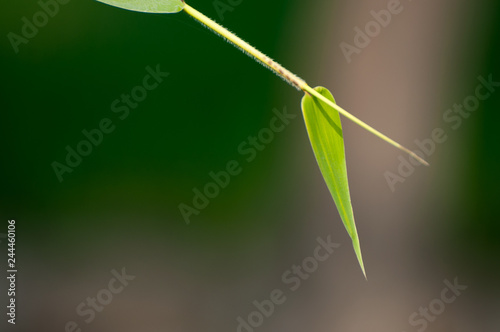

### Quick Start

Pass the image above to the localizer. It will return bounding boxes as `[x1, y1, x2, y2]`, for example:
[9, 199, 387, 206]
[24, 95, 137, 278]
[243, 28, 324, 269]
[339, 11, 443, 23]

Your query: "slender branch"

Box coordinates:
[182, 2, 429, 166]
[182, 3, 306, 90]
[303, 86, 430, 166]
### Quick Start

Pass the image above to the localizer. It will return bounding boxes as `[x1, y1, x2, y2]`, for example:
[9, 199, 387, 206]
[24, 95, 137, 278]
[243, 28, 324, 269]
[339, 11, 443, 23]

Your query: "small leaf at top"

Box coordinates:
[301, 87, 366, 278]
[94, 0, 185, 13]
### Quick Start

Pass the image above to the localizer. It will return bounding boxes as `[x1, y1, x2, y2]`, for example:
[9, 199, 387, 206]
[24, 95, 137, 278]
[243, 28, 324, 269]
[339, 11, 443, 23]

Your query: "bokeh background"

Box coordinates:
[1, 0, 499, 331]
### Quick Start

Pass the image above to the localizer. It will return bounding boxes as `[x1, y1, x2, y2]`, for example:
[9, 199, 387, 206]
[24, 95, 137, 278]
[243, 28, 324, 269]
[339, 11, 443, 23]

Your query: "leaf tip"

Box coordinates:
[352, 236, 367, 279]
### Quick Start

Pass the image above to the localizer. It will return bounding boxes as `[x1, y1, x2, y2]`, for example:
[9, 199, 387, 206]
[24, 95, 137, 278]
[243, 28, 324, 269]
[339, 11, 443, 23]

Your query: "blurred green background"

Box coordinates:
[0, 0, 499, 331]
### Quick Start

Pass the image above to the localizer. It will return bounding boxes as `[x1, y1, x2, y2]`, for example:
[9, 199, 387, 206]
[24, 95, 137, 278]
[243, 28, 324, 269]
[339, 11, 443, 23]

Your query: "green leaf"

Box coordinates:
[301, 87, 366, 278]
[94, 0, 185, 13]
